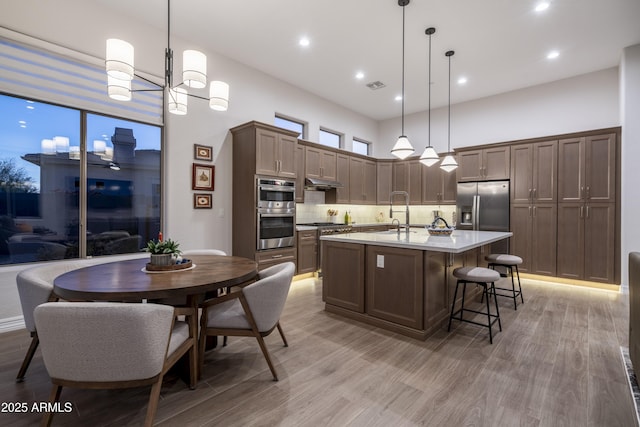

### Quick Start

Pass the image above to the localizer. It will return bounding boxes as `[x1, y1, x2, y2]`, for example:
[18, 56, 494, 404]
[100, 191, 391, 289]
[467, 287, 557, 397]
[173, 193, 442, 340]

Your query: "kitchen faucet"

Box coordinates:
[389, 191, 410, 233]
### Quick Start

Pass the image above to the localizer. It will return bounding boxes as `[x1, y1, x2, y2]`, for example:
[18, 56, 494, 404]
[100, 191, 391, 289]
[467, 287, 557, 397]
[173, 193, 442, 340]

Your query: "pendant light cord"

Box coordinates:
[401, 4, 406, 135]
[427, 31, 431, 147]
[447, 51, 452, 152]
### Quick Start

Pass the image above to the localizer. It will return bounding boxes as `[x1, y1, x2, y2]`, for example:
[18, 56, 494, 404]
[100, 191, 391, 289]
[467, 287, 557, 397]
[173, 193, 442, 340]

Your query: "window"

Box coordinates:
[319, 129, 341, 149]
[0, 93, 161, 265]
[352, 138, 371, 156]
[274, 115, 304, 138]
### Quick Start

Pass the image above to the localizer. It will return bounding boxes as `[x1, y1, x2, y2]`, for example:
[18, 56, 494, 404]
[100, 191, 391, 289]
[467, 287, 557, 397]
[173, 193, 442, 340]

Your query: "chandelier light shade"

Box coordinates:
[209, 81, 229, 111]
[440, 50, 458, 173]
[105, 39, 134, 81]
[391, 0, 414, 159]
[168, 87, 188, 115]
[107, 75, 132, 101]
[420, 27, 440, 167]
[104, 0, 229, 116]
[182, 50, 207, 89]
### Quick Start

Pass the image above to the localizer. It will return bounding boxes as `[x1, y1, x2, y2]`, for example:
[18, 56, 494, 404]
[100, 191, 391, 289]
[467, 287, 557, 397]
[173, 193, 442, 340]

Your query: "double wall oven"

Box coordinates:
[257, 177, 295, 250]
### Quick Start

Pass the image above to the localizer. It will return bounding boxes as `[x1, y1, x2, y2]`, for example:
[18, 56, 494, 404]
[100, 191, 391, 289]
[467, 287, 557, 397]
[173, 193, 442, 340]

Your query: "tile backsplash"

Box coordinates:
[296, 203, 457, 226]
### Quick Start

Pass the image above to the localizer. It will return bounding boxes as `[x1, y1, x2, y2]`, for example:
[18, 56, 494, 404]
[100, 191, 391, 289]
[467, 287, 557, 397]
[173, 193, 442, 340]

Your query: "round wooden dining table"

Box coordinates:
[53, 254, 258, 302]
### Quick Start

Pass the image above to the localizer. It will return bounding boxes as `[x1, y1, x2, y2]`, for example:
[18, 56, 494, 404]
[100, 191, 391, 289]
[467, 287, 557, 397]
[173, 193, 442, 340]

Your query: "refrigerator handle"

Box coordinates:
[472, 195, 480, 230]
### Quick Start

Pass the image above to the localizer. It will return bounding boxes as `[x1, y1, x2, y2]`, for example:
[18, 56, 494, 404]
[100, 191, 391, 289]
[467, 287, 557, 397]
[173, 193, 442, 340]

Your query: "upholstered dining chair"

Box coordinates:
[34, 301, 197, 427]
[15, 259, 102, 382]
[198, 261, 295, 381]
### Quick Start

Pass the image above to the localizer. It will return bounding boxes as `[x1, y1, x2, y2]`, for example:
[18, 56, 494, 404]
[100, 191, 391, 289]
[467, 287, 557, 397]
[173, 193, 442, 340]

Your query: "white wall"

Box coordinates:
[621, 44, 640, 286]
[376, 68, 620, 157]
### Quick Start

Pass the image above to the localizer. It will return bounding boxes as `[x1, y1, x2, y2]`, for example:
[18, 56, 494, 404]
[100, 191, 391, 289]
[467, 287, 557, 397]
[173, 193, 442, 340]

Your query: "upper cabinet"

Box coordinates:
[558, 134, 616, 203]
[510, 140, 558, 204]
[377, 161, 393, 205]
[255, 127, 297, 178]
[393, 160, 422, 205]
[295, 145, 305, 203]
[422, 159, 457, 205]
[350, 157, 376, 204]
[305, 146, 337, 181]
[335, 153, 350, 203]
[457, 146, 510, 182]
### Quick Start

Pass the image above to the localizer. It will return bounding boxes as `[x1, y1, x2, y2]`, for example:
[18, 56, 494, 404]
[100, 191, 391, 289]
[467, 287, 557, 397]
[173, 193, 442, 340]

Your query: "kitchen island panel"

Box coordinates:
[322, 240, 365, 313]
[365, 246, 424, 329]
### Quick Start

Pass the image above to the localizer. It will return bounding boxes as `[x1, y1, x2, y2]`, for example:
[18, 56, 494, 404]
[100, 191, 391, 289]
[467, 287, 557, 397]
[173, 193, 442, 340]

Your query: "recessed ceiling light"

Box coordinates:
[547, 50, 560, 59]
[395, 95, 402, 101]
[355, 71, 364, 80]
[299, 37, 310, 47]
[457, 77, 468, 85]
[535, 1, 550, 12]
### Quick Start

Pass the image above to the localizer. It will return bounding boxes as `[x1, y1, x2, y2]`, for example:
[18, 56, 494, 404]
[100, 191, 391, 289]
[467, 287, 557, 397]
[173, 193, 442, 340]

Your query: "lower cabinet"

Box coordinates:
[296, 229, 318, 274]
[321, 241, 365, 312]
[255, 247, 296, 271]
[366, 246, 423, 329]
[510, 203, 557, 276]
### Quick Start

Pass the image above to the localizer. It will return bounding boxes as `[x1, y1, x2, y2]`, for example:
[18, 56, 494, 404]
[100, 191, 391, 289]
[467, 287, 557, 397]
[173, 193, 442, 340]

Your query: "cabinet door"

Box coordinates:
[320, 150, 337, 180]
[366, 246, 423, 329]
[393, 162, 409, 193]
[510, 144, 533, 204]
[297, 230, 318, 274]
[457, 150, 483, 181]
[557, 203, 585, 280]
[483, 146, 510, 180]
[422, 162, 441, 204]
[278, 134, 297, 178]
[336, 153, 350, 203]
[440, 166, 457, 204]
[363, 160, 377, 204]
[322, 241, 365, 312]
[532, 140, 557, 202]
[255, 128, 279, 176]
[558, 137, 585, 202]
[585, 134, 616, 203]
[530, 203, 557, 276]
[408, 160, 422, 205]
[510, 204, 533, 272]
[304, 147, 322, 179]
[377, 161, 393, 204]
[294, 145, 305, 202]
[424, 252, 449, 326]
[349, 157, 365, 203]
[584, 203, 615, 283]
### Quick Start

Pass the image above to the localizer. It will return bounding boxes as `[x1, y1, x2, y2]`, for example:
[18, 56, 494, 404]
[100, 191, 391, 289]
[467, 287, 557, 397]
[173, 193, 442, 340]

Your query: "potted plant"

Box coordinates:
[145, 238, 181, 266]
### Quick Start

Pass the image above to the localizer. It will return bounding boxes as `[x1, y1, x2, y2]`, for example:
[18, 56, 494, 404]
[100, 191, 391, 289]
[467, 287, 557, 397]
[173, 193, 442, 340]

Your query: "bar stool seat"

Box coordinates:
[485, 254, 524, 310]
[448, 266, 502, 344]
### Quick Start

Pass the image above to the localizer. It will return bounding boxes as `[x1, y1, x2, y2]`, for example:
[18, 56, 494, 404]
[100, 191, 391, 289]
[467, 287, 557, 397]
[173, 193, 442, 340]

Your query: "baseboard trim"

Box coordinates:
[0, 316, 25, 333]
[520, 273, 620, 291]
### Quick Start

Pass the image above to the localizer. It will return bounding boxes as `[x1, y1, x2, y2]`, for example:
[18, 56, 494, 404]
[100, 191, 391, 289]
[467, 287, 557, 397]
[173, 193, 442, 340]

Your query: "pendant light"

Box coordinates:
[440, 50, 458, 172]
[419, 27, 440, 167]
[390, 0, 414, 160]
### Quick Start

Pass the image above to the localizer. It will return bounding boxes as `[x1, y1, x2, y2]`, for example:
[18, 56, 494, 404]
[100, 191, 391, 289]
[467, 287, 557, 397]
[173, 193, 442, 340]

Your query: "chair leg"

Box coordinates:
[484, 283, 493, 344]
[198, 312, 208, 380]
[16, 333, 39, 382]
[144, 377, 163, 427]
[255, 334, 279, 381]
[508, 266, 518, 310]
[41, 384, 62, 427]
[276, 322, 288, 347]
[492, 281, 502, 331]
[516, 265, 524, 303]
[448, 280, 461, 331]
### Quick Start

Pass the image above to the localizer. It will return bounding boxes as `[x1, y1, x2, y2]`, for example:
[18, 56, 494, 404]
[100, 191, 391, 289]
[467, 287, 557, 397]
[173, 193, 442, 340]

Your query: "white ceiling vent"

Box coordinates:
[366, 81, 386, 90]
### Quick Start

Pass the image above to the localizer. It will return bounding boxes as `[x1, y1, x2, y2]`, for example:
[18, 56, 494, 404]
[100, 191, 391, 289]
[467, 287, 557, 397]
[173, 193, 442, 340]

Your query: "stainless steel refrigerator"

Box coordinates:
[456, 180, 510, 254]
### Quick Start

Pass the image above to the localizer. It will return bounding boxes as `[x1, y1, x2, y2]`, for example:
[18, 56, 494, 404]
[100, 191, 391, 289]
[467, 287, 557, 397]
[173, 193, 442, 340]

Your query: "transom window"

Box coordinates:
[274, 115, 305, 138]
[319, 128, 341, 149]
[352, 138, 371, 156]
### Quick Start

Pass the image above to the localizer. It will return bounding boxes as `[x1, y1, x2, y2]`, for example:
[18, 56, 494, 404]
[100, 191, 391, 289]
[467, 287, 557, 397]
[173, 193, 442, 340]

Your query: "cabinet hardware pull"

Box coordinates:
[533, 206, 536, 216]
[586, 205, 590, 218]
[581, 186, 584, 199]
[272, 254, 283, 259]
[529, 188, 532, 200]
[586, 186, 590, 199]
[529, 206, 532, 216]
[533, 188, 537, 199]
[580, 206, 584, 218]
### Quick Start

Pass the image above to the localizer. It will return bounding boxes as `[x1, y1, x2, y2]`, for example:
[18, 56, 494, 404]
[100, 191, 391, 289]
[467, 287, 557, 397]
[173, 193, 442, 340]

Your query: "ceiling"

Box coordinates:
[95, 0, 640, 121]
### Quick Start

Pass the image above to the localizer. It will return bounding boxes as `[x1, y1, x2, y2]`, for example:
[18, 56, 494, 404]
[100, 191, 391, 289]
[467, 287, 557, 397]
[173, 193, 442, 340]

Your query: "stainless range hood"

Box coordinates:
[305, 177, 343, 190]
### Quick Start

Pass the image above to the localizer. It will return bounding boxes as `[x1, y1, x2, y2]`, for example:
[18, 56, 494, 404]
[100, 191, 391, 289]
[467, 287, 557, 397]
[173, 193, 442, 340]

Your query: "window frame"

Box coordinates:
[352, 138, 371, 156]
[318, 127, 343, 149]
[274, 114, 306, 139]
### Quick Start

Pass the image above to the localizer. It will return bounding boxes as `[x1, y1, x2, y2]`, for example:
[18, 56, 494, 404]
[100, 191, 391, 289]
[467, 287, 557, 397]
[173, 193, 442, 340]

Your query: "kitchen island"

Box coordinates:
[320, 228, 512, 340]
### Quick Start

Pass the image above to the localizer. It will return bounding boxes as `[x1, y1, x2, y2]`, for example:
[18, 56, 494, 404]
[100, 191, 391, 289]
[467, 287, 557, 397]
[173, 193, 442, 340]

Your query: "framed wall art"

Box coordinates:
[194, 144, 213, 161]
[193, 193, 212, 209]
[192, 163, 215, 191]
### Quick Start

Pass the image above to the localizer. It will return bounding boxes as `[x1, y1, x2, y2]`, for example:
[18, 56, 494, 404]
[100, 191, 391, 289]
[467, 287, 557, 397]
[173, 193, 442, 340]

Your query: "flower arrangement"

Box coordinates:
[144, 238, 182, 255]
[327, 209, 338, 217]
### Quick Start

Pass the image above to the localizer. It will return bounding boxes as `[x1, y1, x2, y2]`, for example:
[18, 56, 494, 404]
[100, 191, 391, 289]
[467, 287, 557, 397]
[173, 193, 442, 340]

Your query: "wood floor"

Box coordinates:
[0, 277, 636, 426]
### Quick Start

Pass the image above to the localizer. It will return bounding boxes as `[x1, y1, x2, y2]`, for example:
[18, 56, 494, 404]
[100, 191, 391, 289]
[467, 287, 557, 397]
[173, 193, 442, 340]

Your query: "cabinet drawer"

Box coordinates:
[256, 248, 296, 270]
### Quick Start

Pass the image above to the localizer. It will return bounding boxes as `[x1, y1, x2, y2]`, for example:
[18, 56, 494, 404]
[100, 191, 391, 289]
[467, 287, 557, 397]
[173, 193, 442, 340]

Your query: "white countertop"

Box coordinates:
[319, 228, 512, 253]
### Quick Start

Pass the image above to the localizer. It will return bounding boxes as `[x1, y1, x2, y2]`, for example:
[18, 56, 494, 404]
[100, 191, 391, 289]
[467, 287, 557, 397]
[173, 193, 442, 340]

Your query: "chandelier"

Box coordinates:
[105, 0, 229, 115]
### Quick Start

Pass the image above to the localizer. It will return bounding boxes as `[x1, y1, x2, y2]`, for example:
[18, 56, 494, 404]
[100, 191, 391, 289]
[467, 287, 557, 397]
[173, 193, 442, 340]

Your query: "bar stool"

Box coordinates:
[485, 254, 524, 310]
[448, 266, 502, 344]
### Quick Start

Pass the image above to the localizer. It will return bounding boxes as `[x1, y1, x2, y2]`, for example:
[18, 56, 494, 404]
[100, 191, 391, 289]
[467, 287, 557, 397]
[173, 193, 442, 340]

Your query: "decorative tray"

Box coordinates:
[426, 217, 455, 236]
[145, 260, 193, 272]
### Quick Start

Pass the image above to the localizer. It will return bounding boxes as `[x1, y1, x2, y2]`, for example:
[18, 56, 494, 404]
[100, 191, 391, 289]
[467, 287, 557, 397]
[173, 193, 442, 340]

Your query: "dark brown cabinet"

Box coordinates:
[365, 246, 423, 329]
[305, 146, 337, 181]
[510, 203, 557, 276]
[376, 161, 393, 204]
[255, 127, 298, 178]
[349, 157, 376, 204]
[457, 146, 510, 181]
[393, 160, 422, 205]
[296, 229, 318, 274]
[335, 153, 350, 203]
[295, 145, 305, 203]
[511, 140, 558, 204]
[422, 158, 457, 204]
[321, 241, 365, 312]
